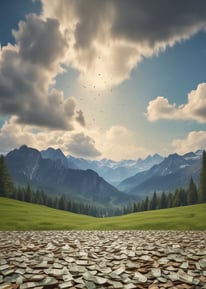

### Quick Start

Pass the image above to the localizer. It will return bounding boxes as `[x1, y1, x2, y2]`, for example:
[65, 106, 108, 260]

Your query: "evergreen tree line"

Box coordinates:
[130, 150, 206, 213]
[0, 155, 122, 217]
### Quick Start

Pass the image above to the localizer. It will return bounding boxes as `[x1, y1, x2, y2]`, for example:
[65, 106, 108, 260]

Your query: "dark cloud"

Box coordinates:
[0, 14, 83, 130]
[110, 0, 206, 45]
[13, 14, 67, 68]
[67, 133, 101, 158]
[42, 0, 206, 87]
[76, 109, 86, 126]
[70, 0, 206, 50]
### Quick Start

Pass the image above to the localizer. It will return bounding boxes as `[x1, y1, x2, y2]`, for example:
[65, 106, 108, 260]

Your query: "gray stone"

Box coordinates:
[124, 284, 137, 289]
[140, 255, 153, 261]
[0, 259, 7, 266]
[199, 258, 206, 269]
[53, 262, 63, 269]
[63, 273, 74, 282]
[29, 275, 45, 282]
[38, 277, 58, 287]
[84, 281, 96, 289]
[151, 268, 161, 278]
[113, 265, 125, 275]
[1, 270, 14, 277]
[108, 281, 123, 288]
[158, 257, 169, 265]
[0, 265, 9, 271]
[157, 276, 167, 283]
[59, 281, 74, 288]
[180, 261, 189, 269]
[16, 276, 24, 285]
[76, 260, 88, 266]
[0, 231, 205, 289]
[178, 271, 194, 284]
[94, 276, 107, 285]
[168, 272, 179, 282]
[133, 271, 147, 283]
[20, 282, 38, 289]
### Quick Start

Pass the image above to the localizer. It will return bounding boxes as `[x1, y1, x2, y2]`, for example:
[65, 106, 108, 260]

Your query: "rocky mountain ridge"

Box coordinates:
[4, 145, 204, 203]
[5, 145, 132, 206]
[118, 151, 202, 199]
[67, 152, 163, 185]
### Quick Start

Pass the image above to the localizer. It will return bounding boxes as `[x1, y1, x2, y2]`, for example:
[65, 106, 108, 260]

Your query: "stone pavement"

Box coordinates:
[0, 231, 206, 289]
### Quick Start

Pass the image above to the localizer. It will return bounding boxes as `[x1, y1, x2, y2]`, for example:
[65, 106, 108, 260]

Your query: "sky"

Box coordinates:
[1, 0, 206, 160]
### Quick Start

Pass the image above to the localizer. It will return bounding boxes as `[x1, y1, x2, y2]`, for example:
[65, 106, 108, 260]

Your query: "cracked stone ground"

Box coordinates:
[0, 231, 206, 289]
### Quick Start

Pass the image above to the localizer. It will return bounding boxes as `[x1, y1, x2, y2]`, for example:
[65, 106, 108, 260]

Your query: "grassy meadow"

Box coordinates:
[0, 197, 206, 230]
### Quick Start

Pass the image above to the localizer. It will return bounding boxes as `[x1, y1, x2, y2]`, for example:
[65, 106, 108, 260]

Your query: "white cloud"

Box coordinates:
[91, 126, 151, 160]
[146, 96, 179, 121]
[182, 83, 206, 123]
[172, 131, 206, 154]
[0, 118, 150, 160]
[0, 116, 99, 157]
[146, 83, 206, 123]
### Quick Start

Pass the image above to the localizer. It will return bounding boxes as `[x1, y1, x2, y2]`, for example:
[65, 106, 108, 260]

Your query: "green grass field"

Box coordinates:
[0, 197, 206, 230]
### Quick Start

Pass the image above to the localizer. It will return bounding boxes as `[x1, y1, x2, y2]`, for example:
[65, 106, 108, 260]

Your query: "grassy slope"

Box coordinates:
[0, 197, 206, 230]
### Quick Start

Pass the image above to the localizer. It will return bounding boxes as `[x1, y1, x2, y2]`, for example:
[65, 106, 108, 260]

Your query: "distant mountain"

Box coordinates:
[6, 145, 204, 204]
[39, 148, 163, 185]
[67, 154, 164, 185]
[41, 147, 77, 169]
[5, 145, 133, 206]
[118, 152, 202, 199]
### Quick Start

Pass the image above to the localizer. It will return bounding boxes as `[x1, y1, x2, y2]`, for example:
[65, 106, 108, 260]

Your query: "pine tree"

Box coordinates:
[144, 196, 149, 211]
[167, 192, 173, 208]
[24, 184, 33, 203]
[198, 150, 206, 203]
[179, 188, 187, 206]
[173, 189, 181, 207]
[159, 192, 167, 209]
[187, 177, 198, 205]
[149, 191, 157, 210]
[0, 155, 13, 197]
[58, 195, 66, 210]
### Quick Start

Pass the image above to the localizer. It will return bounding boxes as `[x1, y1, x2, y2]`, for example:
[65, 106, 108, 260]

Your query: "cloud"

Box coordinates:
[146, 96, 179, 121]
[41, 0, 206, 88]
[172, 131, 206, 154]
[13, 14, 67, 68]
[94, 126, 151, 160]
[146, 83, 206, 123]
[1, 0, 206, 129]
[0, 118, 151, 160]
[0, 117, 100, 158]
[75, 110, 86, 127]
[67, 133, 101, 158]
[0, 14, 85, 130]
[182, 83, 206, 122]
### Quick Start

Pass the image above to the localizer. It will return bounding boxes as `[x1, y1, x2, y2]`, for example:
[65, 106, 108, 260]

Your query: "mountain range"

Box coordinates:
[4, 145, 204, 205]
[118, 151, 202, 199]
[5, 145, 134, 206]
[67, 153, 163, 186]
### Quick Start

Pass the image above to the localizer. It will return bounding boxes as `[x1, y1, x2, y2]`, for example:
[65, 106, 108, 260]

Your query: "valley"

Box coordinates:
[4, 145, 203, 205]
[0, 197, 206, 230]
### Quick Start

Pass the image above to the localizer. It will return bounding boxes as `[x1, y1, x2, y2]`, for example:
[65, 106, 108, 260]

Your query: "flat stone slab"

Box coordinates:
[0, 231, 205, 288]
